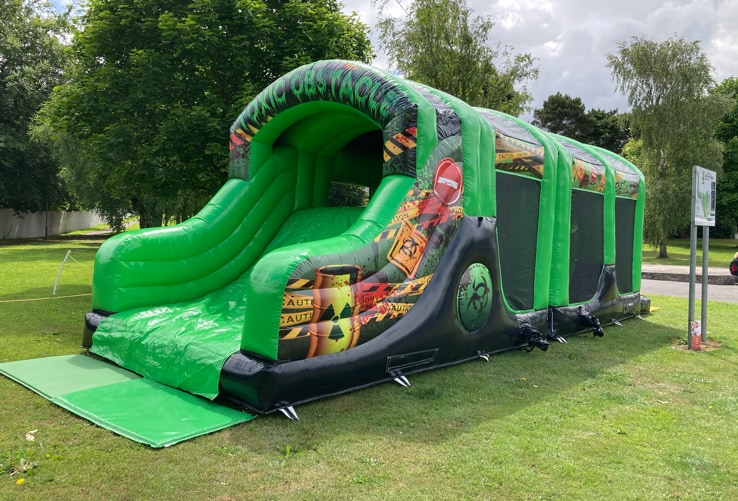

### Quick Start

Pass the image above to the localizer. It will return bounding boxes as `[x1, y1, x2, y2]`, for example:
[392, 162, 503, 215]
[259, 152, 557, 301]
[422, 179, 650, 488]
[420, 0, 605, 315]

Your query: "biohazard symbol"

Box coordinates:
[400, 235, 421, 261]
[457, 263, 492, 332]
[388, 220, 428, 278]
[467, 274, 491, 316]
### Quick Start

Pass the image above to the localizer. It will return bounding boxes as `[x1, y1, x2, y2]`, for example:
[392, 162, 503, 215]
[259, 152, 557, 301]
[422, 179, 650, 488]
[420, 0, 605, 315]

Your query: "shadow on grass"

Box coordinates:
[0, 285, 92, 302]
[0, 234, 696, 451]
[0, 235, 109, 248]
[224, 314, 679, 450]
[0, 304, 698, 455]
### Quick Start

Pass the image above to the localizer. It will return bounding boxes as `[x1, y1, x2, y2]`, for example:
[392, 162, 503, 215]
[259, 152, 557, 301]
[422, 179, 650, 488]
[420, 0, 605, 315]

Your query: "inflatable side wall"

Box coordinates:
[85, 60, 648, 414]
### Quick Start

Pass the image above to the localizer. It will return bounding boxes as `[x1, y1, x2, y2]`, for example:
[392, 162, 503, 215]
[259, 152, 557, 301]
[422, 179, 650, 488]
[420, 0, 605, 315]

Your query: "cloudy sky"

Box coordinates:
[341, 0, 738, 117]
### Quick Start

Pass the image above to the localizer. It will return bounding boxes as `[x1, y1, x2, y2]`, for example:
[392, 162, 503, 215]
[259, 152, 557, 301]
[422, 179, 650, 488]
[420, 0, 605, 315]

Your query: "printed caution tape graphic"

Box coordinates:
[279, 158, 463, 357]
[280, 274, 432, 339]
[381, 191, 463, 236]
[494, 132, 545, 178]
[383, 126, 417, 162]
[278, 216, 447, 347]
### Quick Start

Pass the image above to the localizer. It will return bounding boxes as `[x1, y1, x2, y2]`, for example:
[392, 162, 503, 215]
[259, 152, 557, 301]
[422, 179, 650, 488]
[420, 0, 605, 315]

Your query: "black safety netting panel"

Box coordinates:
[615, 198, 636, 293]
[496, 172, 540, 311]
[569, 190, 604, 303]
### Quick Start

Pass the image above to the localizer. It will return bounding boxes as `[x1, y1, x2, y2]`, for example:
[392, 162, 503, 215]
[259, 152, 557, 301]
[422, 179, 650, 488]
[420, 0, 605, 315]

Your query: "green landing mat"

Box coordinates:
[0, 355, 254, 448]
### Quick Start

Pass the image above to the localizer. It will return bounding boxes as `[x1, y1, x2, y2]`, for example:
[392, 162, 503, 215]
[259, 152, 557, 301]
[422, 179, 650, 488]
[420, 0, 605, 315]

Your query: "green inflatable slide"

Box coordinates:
[77, 59, 648, 418]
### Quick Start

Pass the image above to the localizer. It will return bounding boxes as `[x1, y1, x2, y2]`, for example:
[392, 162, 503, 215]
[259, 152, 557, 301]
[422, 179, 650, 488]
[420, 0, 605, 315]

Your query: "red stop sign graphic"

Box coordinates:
[433, 158, 463, 205]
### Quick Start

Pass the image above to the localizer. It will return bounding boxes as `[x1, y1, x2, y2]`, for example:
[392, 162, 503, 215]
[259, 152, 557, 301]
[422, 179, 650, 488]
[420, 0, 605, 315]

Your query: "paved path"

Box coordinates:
[640, 264, 737, 303]
[641, 264, 737, 285]
[640, 278, 738, 303]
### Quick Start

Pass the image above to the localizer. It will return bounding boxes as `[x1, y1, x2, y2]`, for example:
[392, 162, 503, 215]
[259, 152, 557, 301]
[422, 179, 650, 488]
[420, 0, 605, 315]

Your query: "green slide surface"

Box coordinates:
[91, 204, 369, 399]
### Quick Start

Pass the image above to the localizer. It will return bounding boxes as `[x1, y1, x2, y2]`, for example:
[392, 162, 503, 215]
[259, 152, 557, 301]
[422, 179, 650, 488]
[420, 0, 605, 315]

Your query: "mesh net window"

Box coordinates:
[615, 198, 636, 293]
[569, 190, 604, 303]
[496, 172, 541, 311]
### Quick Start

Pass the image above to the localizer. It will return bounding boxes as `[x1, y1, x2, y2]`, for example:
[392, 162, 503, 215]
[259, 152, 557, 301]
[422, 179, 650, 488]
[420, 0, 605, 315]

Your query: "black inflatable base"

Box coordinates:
[219, 217, 650, 414]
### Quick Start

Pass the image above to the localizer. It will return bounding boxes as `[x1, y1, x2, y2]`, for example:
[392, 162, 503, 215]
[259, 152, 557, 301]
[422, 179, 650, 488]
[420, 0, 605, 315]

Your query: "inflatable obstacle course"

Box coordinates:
[1, 60, 648, 445]
[83, 60, 648, 416]
[1, 60, 648, 444]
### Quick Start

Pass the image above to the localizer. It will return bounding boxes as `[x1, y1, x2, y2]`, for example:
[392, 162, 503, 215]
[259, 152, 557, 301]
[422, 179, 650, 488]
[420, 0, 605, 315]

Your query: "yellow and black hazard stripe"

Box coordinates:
[374, 225, 402, 243]
[280, 300, 416, 339]
[378, 190, 436, 233]
[496, 133, 545, 159]
[280, 310, 314, 327]
[358, 301, 415, 325]
[495, 133, 545, 177]
[383, 127, 417, 162]
[416, 206, 463, 231]
[494, 161, 545, 177]
[282, 290, 314, 310]
[358, 276, 420, 310]
[278, 274, 434, 335]
[389, 275, 432, 296]
[495, 151, 534, 162]
[286, 278, 314, 290]
[280, 325, 310, 340]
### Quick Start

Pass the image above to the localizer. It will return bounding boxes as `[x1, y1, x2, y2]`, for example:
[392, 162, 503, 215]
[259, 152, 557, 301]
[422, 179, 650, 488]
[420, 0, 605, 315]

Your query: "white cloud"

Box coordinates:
[543, 39, 563, 57]
[492, 0, 556, 18]
[498, 11, 525, 31]
[342, 0, 738, 114]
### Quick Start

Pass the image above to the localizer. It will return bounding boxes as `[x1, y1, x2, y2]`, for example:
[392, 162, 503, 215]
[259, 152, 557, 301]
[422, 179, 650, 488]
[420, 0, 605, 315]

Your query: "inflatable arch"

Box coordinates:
[84, 60, 649, 415]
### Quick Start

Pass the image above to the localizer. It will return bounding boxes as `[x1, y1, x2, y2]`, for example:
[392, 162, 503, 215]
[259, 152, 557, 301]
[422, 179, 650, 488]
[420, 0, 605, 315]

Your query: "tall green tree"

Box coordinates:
[711, 77, 738, 238]
[35, 0, 373, 228]
[586, 108, 629, 154]
[607, 35, 730, 258]
[0, 0, 71, 213]
[375, 0, 538, 116]
[532, 92, 589, 140]
[532, 92, 628, 153]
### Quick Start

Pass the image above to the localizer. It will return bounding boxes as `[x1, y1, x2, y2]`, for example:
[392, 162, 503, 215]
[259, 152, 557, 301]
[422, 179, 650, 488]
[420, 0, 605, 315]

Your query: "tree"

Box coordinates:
[0, 0, 72, 213]
[328, 183, 369, 207]
[532, 92, 589, 140]
[35, 0, 373, 228]
[711, 77, 738, 238]
[607, 35, 731, 258]
[586, 108, 629, 154]
[532, 93, 629, 153]
[375, 0, 538, 116]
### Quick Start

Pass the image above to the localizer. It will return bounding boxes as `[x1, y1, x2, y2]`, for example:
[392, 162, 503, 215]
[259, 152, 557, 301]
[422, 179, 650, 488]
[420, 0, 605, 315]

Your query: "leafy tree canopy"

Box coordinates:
[0, 0, 72, 213]
[532, 92, 588, 139]
[532, 92, 629, 153]
[607, 35, 731, 257]
[711, 77, 738, 238]
[375, 0, 538, 116]
[35, 0, 374, 228]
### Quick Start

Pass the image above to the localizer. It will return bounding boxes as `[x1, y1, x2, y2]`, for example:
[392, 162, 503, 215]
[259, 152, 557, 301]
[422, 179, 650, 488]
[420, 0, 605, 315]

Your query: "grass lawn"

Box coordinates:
[1, 235, 737, 500]
[642, 237, 738, 267]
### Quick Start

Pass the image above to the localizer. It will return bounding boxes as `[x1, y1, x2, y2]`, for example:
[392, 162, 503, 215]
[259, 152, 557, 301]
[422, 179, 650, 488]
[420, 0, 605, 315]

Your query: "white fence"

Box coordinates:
[0, 209, 106, 240]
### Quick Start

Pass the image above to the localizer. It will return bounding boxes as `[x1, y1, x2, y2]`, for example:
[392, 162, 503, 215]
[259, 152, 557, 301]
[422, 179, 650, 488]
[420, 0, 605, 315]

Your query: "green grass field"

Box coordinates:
[1, 234, 737, 500]
[642, 238, 738, 267]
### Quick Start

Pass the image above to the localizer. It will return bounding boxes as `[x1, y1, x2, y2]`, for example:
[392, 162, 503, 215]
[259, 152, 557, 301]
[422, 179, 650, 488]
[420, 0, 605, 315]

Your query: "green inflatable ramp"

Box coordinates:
[0, 355, 253, 448]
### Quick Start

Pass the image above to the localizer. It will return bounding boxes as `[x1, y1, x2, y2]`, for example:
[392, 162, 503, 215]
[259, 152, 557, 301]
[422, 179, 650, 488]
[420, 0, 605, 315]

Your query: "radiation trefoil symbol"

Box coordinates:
[318, 302, 354, 340]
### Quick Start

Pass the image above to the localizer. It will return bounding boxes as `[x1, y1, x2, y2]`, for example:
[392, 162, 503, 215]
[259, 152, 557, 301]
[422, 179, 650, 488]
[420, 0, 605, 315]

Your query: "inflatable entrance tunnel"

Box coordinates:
[84, 60, 648, 414]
